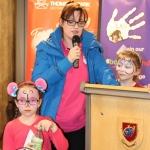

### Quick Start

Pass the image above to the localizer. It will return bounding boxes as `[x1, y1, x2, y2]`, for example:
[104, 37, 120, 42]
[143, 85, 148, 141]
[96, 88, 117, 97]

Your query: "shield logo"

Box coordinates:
[118, 117, 143, 150]
[122, 122, 137, 142]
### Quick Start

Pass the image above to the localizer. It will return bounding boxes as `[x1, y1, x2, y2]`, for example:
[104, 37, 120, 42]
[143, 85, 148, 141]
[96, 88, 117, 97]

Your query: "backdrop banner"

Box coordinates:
[100, 0, 150, 86]
[26, 0, 99, 80]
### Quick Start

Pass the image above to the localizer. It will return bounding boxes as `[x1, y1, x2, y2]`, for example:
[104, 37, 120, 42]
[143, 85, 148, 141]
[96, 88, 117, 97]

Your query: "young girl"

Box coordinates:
[116, 48, 143, 87]
[3, 78, 68, 150]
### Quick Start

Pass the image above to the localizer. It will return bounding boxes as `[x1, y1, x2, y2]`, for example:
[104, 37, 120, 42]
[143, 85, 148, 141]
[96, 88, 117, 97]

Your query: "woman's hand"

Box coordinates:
[35, 120, 58, 133]
[68, 46, 82, 63]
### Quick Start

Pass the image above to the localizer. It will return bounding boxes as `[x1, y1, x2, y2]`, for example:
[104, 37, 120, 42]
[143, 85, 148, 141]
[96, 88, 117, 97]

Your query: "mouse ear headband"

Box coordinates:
[7, 78, 47, 97]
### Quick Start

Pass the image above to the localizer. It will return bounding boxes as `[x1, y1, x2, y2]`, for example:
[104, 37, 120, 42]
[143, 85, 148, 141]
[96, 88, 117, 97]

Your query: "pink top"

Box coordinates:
[55, 41, 89, 132]
[3, 115, 68, 150]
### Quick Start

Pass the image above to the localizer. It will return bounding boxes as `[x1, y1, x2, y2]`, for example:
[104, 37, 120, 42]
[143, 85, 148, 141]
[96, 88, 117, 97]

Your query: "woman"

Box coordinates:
[31, 1, 119, 150]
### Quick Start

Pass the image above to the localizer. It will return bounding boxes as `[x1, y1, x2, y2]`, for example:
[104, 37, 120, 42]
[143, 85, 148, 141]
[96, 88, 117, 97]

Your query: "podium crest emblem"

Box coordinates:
[118, 117, 143, 150]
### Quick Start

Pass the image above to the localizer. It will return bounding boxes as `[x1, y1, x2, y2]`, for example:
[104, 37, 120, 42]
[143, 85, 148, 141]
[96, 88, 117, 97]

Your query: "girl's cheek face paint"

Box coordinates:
[116, 58, 134, 75]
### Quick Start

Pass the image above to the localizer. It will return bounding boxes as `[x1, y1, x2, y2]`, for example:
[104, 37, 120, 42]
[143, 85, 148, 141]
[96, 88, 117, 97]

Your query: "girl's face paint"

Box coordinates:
[116, 57, 138, 83]
[116, 58, 134, 75]
[15, 86, 41, 117]
[17, 87, 39, 102]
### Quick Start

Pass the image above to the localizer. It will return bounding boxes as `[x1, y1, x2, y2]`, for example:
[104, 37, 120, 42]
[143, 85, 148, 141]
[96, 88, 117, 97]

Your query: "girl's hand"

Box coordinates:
[68, 46, 81, 63]
[35, 120, 58, 133]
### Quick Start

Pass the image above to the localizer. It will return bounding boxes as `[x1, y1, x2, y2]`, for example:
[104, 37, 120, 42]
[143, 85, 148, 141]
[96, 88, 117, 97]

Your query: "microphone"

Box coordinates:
[72, 35, 80, 68]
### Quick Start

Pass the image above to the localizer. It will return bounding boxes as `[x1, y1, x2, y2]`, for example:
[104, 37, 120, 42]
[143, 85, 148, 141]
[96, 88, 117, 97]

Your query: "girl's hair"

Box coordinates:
[116, 49, 142, 81]
[60, 1, 88, 22]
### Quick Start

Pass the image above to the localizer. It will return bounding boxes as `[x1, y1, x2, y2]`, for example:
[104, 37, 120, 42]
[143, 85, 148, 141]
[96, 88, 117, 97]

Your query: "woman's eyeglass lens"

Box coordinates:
[63, 18, 86, 27]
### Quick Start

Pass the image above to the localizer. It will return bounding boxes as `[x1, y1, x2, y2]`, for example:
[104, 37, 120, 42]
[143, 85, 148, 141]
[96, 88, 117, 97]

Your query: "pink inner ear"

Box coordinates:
[7, 82, 18, 95]
[35, 78, 47, 90]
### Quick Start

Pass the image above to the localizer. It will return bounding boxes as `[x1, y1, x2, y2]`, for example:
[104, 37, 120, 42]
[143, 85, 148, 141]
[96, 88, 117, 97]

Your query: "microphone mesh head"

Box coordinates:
[72, 35, 80, 45]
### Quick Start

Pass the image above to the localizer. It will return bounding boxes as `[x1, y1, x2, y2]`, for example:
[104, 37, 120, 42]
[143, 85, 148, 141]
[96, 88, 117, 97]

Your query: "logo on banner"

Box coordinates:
[34, 0, 49, 9]
[107, 7, 146, 43]
[118, 117, 143, 150]
[49, 1, 91, 10]
[142, 60, 150, 66]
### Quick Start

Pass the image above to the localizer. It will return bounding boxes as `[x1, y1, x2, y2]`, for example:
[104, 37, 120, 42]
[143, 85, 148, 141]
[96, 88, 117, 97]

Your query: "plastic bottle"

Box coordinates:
[31, 126, 43, 150]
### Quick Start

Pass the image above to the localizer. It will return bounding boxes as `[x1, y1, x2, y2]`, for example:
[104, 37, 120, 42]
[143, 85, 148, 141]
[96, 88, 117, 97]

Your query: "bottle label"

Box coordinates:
[31, 137, 43, 150]
[33, 143, 42, 150]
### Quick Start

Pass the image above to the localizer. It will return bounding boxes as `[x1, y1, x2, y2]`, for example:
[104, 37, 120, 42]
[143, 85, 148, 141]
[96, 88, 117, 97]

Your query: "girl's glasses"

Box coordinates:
[17, 99, 39, 105]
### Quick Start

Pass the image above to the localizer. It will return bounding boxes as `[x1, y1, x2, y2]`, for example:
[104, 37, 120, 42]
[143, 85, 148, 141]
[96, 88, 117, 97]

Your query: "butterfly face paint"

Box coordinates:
[16, 86, 40, 115]
[17, 86, 39, 106]
[116, 58, 134, 75]
[18, 89, 38, 100]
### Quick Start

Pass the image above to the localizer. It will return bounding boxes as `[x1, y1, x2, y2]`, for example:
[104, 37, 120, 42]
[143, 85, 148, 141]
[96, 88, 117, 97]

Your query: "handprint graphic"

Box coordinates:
[107, 7, 146, 43]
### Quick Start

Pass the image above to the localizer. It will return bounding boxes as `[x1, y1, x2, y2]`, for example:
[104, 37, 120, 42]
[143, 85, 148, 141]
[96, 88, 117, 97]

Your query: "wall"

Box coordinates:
[0, 0, 16, 148]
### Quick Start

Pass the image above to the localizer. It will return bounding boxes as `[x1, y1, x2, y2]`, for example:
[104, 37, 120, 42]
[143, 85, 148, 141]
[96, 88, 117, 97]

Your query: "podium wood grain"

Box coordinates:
[80, 82, 150, 150]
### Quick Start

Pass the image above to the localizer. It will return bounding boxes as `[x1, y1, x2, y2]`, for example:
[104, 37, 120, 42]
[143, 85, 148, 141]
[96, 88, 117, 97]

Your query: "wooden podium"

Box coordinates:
[80, 82, 150, 150]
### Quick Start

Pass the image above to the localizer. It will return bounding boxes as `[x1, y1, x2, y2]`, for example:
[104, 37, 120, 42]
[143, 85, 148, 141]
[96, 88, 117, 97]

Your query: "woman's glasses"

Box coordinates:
[63, 18, 86, 27]
[17, 99, 39, 105]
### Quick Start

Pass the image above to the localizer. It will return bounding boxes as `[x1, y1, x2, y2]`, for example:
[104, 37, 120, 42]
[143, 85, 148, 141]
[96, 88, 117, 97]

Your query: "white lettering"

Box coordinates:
[49, 1, 90, 7]
[31, 28, 53, 40]
[78, 2, 90, 7]
[135, 48, 144, 51]
[106, 59, 117, 65]
[50, 1, 67, 6]
[127, 47, 145, 52]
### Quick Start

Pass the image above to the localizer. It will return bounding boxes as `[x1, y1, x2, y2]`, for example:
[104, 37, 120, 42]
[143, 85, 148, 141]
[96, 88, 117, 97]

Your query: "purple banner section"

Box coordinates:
[100, 0, 150, 86]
